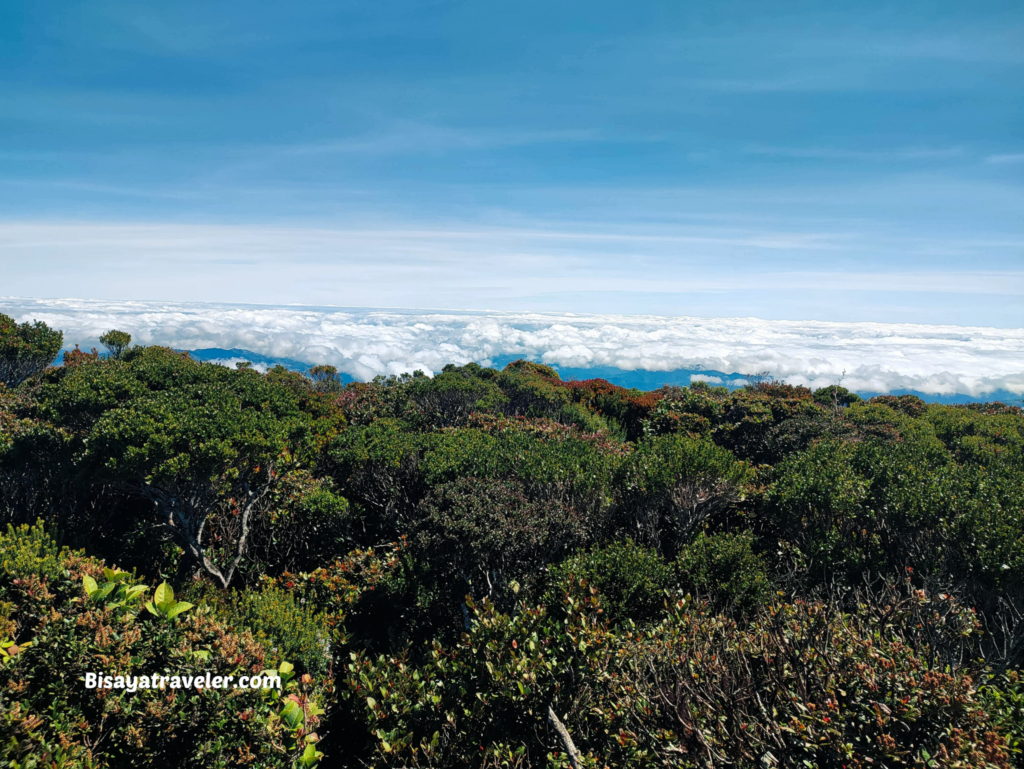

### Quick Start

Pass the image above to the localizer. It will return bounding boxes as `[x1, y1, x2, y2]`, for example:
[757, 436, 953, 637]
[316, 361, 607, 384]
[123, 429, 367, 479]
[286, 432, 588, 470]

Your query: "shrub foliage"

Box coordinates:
[1, 319, 1023, 766]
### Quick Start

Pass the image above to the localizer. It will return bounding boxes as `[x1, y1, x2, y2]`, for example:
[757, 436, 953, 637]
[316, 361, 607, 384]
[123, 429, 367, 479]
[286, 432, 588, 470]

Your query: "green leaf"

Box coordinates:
[280, 700, 303, 729]
[299, 743, 321, 767]
[93, 582, 116, 601]
[144, 601, 160, 616]
[278, 660, 294, 675]
[154, 582, 175, 610]
[82, 575, 98, 596]
[165, 601, 194, 619]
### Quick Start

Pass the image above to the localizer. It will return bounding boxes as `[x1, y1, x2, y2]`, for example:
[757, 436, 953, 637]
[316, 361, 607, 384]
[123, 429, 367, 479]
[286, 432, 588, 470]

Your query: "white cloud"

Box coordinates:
[690, 374, 725, 385]
[204, 356, 270, 373]
[4, 298, 1023, 397]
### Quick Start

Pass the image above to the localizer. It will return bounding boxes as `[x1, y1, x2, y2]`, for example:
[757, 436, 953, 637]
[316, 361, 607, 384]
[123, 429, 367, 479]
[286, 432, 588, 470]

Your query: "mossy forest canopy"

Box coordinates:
[2, 315, 1024, 767]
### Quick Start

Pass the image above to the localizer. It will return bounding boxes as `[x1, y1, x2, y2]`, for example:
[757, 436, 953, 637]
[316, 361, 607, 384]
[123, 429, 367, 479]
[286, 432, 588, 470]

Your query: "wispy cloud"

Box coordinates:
[284, 125, 603, 157]
[986, 153, 1024, 164]
[1, 221, 1021, 318]
[744, 146, 965, 161]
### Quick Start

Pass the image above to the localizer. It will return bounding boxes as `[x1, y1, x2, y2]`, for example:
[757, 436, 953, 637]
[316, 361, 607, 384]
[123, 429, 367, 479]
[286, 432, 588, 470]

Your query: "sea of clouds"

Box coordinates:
[4, 298, 1023, 398]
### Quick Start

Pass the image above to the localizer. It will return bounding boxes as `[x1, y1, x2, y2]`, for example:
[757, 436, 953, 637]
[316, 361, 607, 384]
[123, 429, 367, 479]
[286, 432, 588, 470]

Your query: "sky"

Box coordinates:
[1, 0, 1022, 327]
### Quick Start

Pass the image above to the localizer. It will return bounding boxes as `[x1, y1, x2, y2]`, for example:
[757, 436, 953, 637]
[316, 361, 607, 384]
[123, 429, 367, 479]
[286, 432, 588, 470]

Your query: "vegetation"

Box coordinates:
[1, 316, 1023, 767]
[0, 313, 63, 388]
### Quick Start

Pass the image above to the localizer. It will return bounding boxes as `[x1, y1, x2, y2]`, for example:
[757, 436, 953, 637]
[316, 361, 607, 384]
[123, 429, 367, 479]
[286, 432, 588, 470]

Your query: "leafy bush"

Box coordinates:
[550, 539, 672, 626]
[406, 363, 506, 428]
[251, 472, 355, 576]
[868, 393, 928, 417]
[344, 584, 1011, 768]
[214, 583, 334, 677]
[0, 522, 335, 768]
[980, 670, 1024, 763]
[98, 329, 132, 360]
[813, 384, 862, 409]
[624, 590, 1009, 767]
[0, 313, 63, 388]
[675, 531, 770, 614]
[413, 477, 586, 609]
[5, 329, 1024, 765]
[614, 434, 751, 554]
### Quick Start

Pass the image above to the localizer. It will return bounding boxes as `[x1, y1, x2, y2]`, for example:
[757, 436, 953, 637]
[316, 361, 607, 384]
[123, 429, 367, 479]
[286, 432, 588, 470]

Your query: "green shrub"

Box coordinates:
[0, 314, 63, 388]
[812, 384, 862, 409]
[614, 434, 751, 554]
[979, 670, 1024, 763]
[413, 476, 585, 609]
[625, 591, 1010, 767]
[345, 585, 1011, 769]
[641, 383, 727, 438]
[251, 472, 356, 575]
[0, 523, 334, 768]
[0, 521, 65, 584]
[215, 583, 334, 677]
[675, 531, 770, 614]
[550, 539, 672, 626]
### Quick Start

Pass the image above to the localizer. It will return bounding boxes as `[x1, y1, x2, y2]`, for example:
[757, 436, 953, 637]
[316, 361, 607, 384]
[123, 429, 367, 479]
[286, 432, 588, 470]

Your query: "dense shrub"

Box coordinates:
[4, 332, 1024, 765]
[625, 590, 1009, 767]
[642, 382, 728, 438]
[614, 433, 751, 554]
[212, 583, 334, 677]
[406, 363, 506, 428]
[550, 538, 672, 626]
[812, 384, 862, 409]
[675, 531, 770, 614]
[0, 523, 334, 768]
[413, 476, 586, 610]
[0, 313, 63, 388]
[345, 584, 1010, 768]
[250, 472, 355, 576]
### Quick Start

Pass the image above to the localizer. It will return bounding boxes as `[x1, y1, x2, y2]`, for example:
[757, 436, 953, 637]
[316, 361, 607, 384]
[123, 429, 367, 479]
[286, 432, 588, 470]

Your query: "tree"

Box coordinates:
[0, 313, 63, 387]
[813, 384, 861, 412]
[98, 329, 132, 359]
[308, 364, 342, 394]
[86, 381, 303, 588]
[67, 347, 312, 588]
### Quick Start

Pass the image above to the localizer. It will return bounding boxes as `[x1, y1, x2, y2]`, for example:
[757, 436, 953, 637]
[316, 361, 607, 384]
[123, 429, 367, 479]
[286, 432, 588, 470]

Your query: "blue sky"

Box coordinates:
[1, 0, 1022, 326]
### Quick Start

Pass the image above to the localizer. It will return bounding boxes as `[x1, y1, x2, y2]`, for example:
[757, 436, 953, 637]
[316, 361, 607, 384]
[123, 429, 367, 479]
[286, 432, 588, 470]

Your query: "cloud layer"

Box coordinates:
[5, 298, 1023, 397]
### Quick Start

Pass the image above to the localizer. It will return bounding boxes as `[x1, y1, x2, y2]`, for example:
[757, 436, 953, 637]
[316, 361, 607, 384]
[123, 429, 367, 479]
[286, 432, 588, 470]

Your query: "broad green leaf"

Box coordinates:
[82, 575, 98, 596]
[144, 601, 160, 616]
[154, 582, 175, 610]
[280, 700, 303, 729]
[300, 743, 320, 767]
[93, 582, 116, 601]
[165, 601, 194, 619]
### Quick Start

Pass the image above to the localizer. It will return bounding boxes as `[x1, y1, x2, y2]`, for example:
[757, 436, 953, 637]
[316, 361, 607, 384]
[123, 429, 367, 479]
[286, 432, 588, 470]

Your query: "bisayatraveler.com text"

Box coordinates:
[84, 672, 281, 691]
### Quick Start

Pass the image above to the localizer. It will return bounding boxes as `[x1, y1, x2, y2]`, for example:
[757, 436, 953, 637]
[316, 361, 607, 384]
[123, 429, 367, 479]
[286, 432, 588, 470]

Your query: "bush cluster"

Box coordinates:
[2, 315, 1023, 766]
